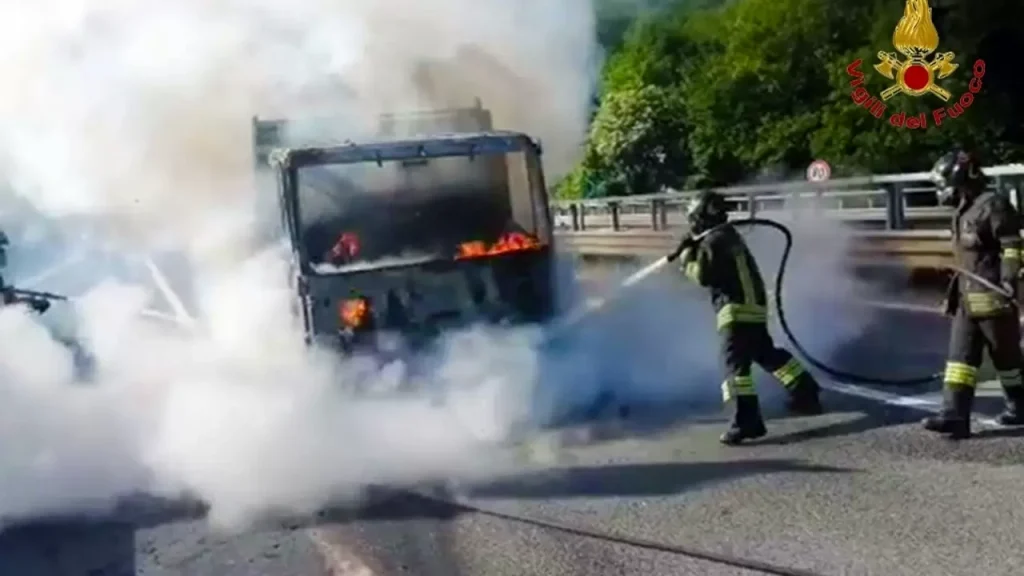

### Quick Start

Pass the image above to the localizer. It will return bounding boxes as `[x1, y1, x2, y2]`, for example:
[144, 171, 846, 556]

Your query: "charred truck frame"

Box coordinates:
[265, 130, 556, 353]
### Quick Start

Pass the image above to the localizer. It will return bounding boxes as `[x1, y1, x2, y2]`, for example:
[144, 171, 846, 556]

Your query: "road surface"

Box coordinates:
[3, 258, 1023, 575]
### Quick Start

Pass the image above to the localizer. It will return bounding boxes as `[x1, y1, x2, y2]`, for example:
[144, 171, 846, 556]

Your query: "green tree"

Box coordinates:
[573, 0, 1024, 194]
[584, 85, 690, 195]
[681, 0, 867, 183]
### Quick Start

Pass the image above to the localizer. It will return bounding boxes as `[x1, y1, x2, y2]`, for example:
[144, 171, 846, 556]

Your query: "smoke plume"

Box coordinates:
[0, 0, 600, 528]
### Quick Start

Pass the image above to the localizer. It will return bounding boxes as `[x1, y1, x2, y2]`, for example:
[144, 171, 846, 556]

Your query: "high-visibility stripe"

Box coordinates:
[771, 357, 806, 387]
[684, 261, 700, 282]
[679, 248, 701, 283]
[964, 292, 1010, 315]
[721, 374, 756, 402]
[733, 248, 757, 305]
[998, 368, 1023, 388]
[943, 361, 977, 387]
[716, 304, 767, 328]
[1002, 248, 1019, 260]
[998, 236, 1020, 247]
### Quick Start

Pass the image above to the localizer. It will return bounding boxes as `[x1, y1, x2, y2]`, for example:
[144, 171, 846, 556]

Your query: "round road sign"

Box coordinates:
[806, 160, 831, 182]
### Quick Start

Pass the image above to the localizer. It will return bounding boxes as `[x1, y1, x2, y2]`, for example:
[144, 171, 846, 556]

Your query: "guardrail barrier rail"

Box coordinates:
[550, 164, 1024, 269]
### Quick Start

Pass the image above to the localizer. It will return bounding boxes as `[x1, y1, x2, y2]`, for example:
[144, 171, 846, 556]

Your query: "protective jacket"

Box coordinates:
[679, 225, 768, 329]
[950, 191, 1021, 317]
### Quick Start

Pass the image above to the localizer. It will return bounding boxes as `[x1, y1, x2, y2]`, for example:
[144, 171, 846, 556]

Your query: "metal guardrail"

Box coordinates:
[550, 164, 1024, 269]
[550, 164, 1024, 232]
[557, 229, 957, 269]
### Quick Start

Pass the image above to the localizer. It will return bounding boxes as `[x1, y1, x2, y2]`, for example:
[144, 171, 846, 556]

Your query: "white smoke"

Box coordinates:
[0, 0, 599, 528]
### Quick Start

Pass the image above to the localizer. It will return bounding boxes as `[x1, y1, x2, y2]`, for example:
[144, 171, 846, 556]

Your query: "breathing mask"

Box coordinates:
[686, 190, 729, 234]
[931, 149, 986, 207]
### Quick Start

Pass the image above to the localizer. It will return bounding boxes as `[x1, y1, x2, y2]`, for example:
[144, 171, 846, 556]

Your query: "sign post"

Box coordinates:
[806, 160, 831, 182]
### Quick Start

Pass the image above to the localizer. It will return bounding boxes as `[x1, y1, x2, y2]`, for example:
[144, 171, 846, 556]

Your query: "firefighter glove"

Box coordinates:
[29, 298, 50, 314]
[667, 234, 696, 262]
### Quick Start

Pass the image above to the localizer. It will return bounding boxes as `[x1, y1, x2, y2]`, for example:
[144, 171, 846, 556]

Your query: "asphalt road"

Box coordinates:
[4, 258, 1023, 575]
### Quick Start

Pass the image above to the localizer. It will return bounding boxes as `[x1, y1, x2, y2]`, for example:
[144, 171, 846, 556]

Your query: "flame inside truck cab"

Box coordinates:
[456, 231, 542, 260]
[329, 232, 360, 261]
[288, 132, 550, 273]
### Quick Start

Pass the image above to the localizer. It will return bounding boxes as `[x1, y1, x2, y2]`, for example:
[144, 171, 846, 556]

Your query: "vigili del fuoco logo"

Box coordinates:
[845, 0, 985, 129]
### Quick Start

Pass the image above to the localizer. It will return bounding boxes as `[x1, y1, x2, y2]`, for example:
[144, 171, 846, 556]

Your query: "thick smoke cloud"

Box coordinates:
[0, 0, 597, 250]
[0, 0, 885, 533]
[0, 0, 600, 528]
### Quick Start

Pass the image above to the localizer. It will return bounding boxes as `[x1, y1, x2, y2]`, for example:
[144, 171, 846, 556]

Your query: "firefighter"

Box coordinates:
[0, 275, 51, 314]
[668, 190, 823, 445]
[923, 149, 1024, 439]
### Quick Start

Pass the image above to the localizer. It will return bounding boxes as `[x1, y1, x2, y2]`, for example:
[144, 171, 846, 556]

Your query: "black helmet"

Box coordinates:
[686, 189, 729, 233]
[930, 148, 986, 206]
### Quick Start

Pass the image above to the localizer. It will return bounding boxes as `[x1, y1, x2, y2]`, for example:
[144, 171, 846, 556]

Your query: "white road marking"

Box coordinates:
[820, 379, 1005, 430]
[141, 257, 196, 326]
[306, 528, 375, 576]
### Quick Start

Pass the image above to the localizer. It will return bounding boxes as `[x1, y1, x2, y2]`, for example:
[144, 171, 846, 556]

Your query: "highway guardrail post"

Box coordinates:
[650, 199, 663, 230]
[884, 184, 906, 230]
[1011, 177, 1024, 215]
[995, 175, 1023, 215]
[609, 201, 620, 230]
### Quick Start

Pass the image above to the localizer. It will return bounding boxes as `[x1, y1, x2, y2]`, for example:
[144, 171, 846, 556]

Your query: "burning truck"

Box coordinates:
[252, 103, 558, 355]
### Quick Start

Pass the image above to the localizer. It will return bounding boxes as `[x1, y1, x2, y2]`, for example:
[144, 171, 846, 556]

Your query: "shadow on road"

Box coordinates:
[0, 497, 206, 576]
[0, 521, 137, 576]
[757, 393, 925, 445]
[458, 459, 849, 500]
[278, 458, 851, 527]
[759, 412, 917, 446]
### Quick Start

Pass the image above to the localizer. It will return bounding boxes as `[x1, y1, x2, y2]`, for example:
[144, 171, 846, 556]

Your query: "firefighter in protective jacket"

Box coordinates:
[668, 190, 823, 445]
[0, 275, 51, 314]
[923, 149, 1024, 439]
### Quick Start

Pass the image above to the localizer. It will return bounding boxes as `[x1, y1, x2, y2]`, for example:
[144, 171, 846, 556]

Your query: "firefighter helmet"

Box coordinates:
[930, 149, 987, 206]
[686, 190, 729, 233]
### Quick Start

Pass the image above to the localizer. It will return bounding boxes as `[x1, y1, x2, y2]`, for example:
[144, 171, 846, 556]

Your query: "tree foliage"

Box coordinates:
[562, 0, 1024, 197]
[585, 85, 690, 195]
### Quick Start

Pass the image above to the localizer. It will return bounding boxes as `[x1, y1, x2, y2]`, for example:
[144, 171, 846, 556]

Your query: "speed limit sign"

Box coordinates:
[806, 160, 831, 182]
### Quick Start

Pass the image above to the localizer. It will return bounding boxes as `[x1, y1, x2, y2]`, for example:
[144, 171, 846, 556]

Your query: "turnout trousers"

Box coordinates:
[926, 306, 1024, 437]
[719, 322, 815, 403]
[944, 307, 1022, 392]
[715, 321, 821, 445]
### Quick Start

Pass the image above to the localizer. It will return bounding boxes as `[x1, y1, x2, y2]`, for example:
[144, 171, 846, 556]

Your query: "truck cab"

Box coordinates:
[268, 131, 556, 353]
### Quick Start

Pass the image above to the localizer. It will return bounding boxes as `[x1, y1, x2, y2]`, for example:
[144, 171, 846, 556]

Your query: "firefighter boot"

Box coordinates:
[995, 385, 1024, 426]
[786, 373, 823, 416]
[921, 386, 974, 439]
[720, 395, 767, 445]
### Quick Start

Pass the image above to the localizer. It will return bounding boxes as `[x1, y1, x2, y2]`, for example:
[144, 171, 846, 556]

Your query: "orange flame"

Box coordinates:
[456, 231, 543, 260]
[339, 298, 369, 328]
[330, 232, 360, 262]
